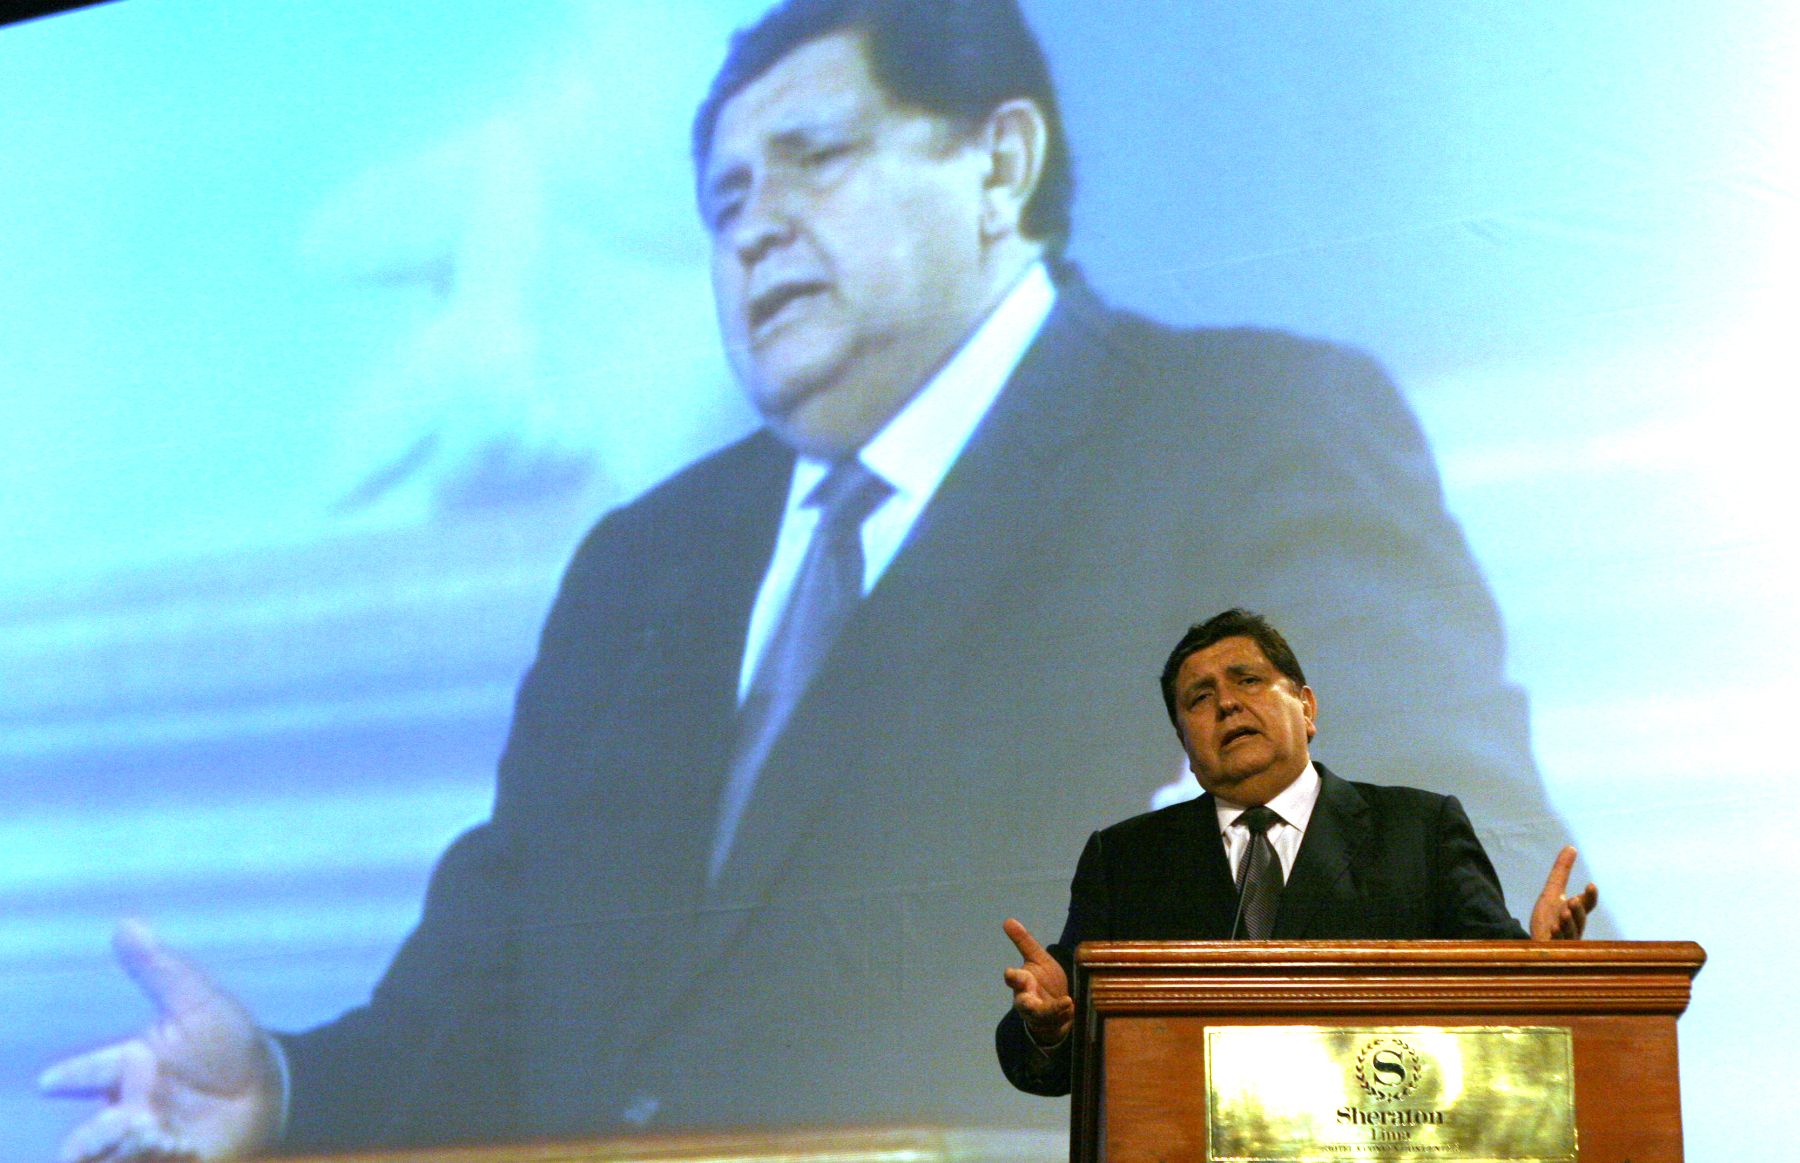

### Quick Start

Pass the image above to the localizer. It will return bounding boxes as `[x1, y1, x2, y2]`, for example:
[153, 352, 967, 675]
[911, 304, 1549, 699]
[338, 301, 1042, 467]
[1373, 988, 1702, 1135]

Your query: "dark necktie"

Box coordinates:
[709, 458, 893, 882]
[1233, 805, 1284, 939]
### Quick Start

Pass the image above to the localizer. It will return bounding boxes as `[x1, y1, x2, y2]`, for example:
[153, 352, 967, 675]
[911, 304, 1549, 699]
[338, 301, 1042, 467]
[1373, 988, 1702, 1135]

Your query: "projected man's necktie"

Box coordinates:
[710, 459, 893, 883]
[1233, 805, 1284, 939]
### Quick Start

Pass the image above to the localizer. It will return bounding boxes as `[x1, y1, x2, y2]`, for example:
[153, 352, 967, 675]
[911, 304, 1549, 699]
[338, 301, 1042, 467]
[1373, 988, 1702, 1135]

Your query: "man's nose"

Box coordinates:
[728, 179, 797, 268]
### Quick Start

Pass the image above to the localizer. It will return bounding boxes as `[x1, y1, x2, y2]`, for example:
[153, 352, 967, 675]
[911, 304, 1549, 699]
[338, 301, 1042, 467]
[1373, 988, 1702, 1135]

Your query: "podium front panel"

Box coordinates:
[1071, 942, 1702, 1163]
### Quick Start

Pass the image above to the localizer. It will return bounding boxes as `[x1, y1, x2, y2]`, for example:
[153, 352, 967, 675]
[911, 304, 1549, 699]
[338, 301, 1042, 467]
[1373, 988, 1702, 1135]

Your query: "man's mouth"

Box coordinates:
[1219, 725, 1259, 748]
[747, 280, 830, 338]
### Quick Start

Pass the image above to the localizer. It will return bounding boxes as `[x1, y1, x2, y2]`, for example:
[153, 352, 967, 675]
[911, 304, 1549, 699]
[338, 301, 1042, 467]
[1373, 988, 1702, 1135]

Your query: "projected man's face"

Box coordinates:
[701, 32, 994, 458]
[1172, 636, 1318, 807]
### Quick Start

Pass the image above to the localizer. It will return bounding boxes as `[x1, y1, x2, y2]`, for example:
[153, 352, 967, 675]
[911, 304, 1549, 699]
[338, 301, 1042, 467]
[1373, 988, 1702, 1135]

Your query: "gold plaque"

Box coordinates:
[1204, 1025, 1575, 1162]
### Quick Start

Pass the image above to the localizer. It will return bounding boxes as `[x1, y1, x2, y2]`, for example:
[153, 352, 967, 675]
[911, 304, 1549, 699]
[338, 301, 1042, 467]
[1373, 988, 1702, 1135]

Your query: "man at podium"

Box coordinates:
[998, 608, 1598, 1095]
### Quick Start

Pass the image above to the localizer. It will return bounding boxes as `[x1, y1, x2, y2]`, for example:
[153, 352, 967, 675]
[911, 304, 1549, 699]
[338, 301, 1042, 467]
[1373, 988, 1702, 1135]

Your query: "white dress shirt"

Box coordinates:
[736, 261, 1057, 699]
[1213, 761, 1323, 883]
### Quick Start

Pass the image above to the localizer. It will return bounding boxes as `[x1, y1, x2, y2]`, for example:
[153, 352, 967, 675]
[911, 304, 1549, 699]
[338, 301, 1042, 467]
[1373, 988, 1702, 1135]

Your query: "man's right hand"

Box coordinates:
[38, 920, 283, 1163]
[1002, 917, 1073, 1049]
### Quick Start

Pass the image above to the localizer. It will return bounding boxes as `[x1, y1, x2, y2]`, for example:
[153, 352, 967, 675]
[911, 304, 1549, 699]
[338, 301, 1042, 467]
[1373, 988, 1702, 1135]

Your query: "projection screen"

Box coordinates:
[4, 1, 1795, 1158]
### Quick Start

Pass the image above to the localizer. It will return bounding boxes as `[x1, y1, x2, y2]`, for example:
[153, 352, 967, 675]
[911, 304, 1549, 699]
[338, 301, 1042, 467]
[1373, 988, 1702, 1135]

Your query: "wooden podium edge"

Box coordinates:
[1074, 940, 1705, 1014]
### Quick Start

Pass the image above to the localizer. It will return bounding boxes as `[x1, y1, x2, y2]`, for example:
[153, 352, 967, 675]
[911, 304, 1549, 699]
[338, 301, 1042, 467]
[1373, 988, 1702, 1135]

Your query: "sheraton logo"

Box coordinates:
[1337, 1036, 1447, 1135]
[1354, 1036, 1424, 1101]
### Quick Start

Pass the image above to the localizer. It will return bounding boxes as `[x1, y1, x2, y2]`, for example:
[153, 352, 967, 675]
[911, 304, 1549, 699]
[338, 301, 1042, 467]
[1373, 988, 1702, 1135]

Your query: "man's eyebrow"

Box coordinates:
[703, 120, 849, 208]
[767, 121, 815, 145]
[1183, 662, 1267, 696]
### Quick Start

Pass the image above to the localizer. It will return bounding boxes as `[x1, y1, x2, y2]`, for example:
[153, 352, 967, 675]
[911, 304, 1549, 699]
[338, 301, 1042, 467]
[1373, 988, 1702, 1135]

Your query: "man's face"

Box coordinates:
[1172, 636, 1318, 806]
[700, 32, 996, 457]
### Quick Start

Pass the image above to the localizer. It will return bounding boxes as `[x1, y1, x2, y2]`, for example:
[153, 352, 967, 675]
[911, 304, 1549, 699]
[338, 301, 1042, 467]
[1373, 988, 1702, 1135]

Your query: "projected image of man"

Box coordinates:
[42, 1, 1575, 1156]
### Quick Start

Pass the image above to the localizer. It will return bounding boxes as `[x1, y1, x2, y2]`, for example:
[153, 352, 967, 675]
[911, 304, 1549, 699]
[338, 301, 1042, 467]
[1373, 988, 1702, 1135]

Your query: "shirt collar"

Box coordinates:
[791, 261, 1057, 500]
[1214, 761, 1323, 835]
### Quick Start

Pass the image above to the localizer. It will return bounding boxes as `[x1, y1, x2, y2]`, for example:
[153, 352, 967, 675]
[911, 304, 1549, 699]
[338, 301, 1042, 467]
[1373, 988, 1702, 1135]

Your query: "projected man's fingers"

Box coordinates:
[38, 1042, 132, 1098]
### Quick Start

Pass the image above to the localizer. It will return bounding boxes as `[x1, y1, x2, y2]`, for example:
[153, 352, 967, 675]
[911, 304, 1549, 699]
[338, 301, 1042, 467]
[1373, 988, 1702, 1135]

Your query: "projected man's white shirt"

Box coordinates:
[711, 262, 1057, 879]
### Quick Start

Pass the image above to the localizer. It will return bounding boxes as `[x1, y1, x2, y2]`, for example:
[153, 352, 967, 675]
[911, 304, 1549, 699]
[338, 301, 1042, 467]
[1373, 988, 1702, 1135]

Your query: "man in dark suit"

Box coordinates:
[43, 3, 1582, 1157]
[998, 609, 1597, 1097]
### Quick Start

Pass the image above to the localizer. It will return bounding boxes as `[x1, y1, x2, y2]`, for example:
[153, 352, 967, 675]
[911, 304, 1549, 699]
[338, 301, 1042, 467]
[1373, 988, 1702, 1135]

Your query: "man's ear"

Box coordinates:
[977, 97, 1048, 242]
[1301, 686, 1318, 741]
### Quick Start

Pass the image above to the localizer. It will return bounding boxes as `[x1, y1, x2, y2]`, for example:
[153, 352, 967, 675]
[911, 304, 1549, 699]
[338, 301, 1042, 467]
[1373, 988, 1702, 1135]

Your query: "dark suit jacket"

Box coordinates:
[277, 277, 1557, 1147]
[995, 764, 1526, 1096]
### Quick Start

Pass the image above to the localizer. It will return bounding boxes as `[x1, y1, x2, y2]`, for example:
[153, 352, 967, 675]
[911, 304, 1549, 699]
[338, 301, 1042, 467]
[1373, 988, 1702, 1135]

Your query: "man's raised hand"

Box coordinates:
[39, 920, 283, 1162]
[1002, 917, 1074, 1049]
[1530, 845, 1599, 941]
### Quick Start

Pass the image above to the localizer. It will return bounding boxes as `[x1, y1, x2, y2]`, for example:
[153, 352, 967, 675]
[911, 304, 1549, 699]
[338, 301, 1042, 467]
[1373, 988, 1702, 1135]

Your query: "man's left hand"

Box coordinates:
[1530, 845, 1599, 940]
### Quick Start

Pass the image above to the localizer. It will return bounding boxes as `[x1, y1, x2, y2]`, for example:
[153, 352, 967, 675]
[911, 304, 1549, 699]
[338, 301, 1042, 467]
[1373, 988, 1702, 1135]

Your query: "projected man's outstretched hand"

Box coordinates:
[39, 920, 281, 1163]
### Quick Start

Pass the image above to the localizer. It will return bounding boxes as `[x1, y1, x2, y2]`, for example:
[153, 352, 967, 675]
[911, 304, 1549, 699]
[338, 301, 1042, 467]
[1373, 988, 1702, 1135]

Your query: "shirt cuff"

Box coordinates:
[1021, 1019, 1068, 1056]
[263, 1030, 292, 1140]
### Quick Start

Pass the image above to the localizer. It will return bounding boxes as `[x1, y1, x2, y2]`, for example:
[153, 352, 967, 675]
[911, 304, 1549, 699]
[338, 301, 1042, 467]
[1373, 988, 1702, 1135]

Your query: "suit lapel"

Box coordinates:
[705, 284, 1130, 911]
[657, 433, 795, 885]
[1275, 765, 1372, 937]
[531, 433, 794, 1124]
[627, 286, 1132, 1062]
[850, 279, 1129, 641]
[1179, 793, 1244, 939]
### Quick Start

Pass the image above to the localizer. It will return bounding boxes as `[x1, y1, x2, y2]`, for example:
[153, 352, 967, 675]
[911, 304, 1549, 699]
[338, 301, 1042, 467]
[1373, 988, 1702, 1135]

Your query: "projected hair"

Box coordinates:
[1159, 609, 1309, 727]
[691, 0, 1075, 252]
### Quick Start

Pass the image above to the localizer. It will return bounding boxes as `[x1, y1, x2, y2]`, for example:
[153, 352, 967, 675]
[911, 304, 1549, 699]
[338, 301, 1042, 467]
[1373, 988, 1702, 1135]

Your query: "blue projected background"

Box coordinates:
[4, 1, 1797, 1158]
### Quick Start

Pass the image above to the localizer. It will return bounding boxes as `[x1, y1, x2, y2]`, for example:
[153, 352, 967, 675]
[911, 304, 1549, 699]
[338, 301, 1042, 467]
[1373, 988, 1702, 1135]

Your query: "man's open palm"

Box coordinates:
[39, 921, 282, 1162]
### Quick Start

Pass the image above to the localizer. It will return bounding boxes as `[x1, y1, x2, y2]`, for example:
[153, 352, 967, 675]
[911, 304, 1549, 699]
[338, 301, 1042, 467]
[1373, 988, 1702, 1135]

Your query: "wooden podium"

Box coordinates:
[1071, 941, 1705, 1163]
